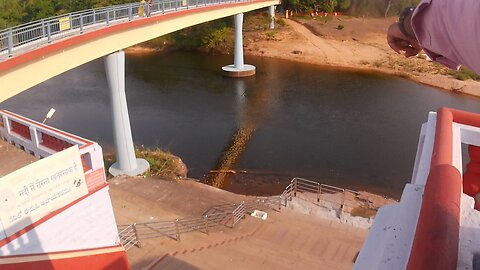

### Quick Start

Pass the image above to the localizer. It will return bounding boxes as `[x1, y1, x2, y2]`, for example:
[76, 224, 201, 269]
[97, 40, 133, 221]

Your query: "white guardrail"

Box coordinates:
[0, 0, 251, 59]
[0, 110, 106, 193]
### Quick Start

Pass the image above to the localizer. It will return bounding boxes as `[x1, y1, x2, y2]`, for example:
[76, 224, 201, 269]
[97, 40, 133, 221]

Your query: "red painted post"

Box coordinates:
[463, 145, 480, 209]
[407, 164, 461, 270]
[408, 108, 461, 270]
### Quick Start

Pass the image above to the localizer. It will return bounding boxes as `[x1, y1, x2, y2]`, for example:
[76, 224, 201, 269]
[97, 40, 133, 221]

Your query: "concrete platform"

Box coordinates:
[222, 64, 256, 77]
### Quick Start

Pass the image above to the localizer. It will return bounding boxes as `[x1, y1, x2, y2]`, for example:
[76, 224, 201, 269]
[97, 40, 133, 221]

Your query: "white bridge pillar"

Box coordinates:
[269, 6, 275, 29]
[104, 50, 149, 176]
[222, 13, 255, 77]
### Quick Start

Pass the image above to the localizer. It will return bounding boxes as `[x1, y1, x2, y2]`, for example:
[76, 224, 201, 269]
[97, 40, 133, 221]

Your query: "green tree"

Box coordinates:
[337, 0, 351, 11]
[24, 0, 56, 21]
[56, 0, 94, 13]
[202, 26, 227, 49]
[319, 0, 338, 12]
[0, 0, 25, 29]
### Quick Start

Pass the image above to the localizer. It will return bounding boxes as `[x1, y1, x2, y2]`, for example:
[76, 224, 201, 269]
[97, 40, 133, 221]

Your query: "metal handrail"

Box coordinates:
[117, 178, 375, 250]
[280, 181, 294, 206]
[117, 196, 280, 249]
[117, 223, 141, 250]
[0, 0, 253, 59]
[232, 201, 245, 226]
[118, 177, 375, 251]
[281, 177, 370, 213]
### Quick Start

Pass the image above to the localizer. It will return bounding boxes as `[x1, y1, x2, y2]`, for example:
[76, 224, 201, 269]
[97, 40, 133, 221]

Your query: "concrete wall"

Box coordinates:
[0, 186, 119, 256]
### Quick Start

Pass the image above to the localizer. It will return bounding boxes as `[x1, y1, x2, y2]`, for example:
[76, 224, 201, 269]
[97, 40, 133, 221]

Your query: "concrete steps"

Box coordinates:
[110, 177, 367, 270]
[147, 209, 365, 270]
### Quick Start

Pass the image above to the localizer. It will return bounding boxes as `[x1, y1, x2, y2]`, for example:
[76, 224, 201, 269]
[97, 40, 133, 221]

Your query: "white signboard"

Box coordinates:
[0, 146, 88, 238]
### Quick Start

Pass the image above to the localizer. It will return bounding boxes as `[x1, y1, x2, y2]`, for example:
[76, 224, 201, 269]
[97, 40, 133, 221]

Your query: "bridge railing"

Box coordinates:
[0, 0, 251, 59]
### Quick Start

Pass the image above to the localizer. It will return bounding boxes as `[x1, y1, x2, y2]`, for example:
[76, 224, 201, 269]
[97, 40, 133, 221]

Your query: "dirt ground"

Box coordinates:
[243, 15, 480, 97]
[0, 140, 37, 177]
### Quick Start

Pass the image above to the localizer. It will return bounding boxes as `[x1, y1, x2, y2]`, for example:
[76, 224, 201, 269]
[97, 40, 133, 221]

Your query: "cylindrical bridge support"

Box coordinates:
[269, 6, 275, 29]
[104, 50, 149, 176]
[222, 13, 255, 77]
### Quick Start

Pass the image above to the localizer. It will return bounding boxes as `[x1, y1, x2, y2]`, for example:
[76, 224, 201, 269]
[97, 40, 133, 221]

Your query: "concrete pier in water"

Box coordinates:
[222, 13, 256, 77]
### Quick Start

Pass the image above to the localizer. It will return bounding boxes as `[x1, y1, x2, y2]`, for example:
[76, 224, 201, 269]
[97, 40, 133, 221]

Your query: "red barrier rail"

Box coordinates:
[41, 132, 74, 152]
[407, 107, 480, 270]
[0, 110, 105, 194]
[10, 120, 31, 140]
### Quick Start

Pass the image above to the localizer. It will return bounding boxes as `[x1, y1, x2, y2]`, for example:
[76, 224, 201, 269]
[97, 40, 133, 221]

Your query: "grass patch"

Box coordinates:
[449, 67, 480, 81]
[135, 146, 187, 179]
[276, 18, 286, 27]
[104, 146, 187, 179]
[265, 31, 277, 40]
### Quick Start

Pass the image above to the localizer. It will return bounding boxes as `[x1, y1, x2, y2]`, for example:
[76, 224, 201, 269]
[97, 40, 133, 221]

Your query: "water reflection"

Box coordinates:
[207, 79, 257, 188]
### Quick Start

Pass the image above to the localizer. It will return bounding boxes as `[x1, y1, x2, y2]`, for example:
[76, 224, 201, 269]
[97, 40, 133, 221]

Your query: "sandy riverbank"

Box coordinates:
[242, 16, 480, 97]
[126, 16, 480, 97]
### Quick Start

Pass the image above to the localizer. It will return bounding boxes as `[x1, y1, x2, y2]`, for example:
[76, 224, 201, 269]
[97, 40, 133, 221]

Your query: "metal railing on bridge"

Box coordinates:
[0, 0, 251, 59]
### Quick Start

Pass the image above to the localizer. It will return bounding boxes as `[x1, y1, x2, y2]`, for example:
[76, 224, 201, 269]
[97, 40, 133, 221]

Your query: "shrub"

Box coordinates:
[135, 146, 187, 179]
[201, 26, 228, 49]
[449, 67, 480, 81]
[455, 73, 469, 81]
[265, 31, 277, 39]
[336, 24, 344, 30]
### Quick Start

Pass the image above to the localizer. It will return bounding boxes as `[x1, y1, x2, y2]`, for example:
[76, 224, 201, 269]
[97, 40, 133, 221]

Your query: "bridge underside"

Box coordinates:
[0, 0, 278, 102]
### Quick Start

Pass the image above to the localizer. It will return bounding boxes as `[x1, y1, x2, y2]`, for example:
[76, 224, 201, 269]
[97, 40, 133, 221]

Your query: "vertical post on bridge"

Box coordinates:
[104, 50, 149, 176]
[222, 13, 255, 77]
[269, 5, 275, 29]
[7, 29, 13, 57]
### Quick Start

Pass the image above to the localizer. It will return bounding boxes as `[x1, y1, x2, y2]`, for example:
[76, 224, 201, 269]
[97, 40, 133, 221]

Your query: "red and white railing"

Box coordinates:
[0, 110, 106, 192]
[408, 108, 480, 270]
[355, 107, 480, 270]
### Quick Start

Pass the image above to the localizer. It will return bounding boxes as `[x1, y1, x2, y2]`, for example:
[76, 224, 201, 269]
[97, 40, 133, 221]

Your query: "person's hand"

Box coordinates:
[387, 23, 422, 57]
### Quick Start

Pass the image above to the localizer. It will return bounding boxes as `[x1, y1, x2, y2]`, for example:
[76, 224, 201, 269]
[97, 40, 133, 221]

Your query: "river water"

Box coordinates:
[2, 52, 480, 197]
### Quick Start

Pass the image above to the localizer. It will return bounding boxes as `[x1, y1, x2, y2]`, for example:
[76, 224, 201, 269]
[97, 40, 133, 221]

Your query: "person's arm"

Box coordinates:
[411, 0, 480, 74]
[387, 8, 421, 58]
[388, 0, 480, 74]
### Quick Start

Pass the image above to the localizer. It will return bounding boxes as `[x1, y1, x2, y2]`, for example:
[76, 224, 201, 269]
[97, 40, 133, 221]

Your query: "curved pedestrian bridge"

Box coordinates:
[0, 0, 278, 102]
